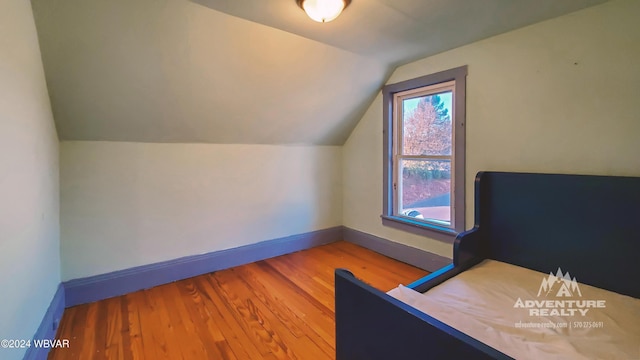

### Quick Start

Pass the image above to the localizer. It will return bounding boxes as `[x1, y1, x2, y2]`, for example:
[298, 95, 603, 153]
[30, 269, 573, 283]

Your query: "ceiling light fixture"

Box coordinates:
[297, 0, 351, 23]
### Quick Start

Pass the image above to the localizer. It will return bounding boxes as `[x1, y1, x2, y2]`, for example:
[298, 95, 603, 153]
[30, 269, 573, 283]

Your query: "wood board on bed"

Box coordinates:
[335, 171, 640, 360]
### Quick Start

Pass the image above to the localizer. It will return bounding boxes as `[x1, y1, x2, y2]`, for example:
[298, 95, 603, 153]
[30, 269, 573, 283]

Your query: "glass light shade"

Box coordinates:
[301, 0, 347, 23]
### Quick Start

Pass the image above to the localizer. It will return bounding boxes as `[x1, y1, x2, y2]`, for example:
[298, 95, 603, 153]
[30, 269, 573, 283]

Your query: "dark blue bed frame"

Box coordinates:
[335, 171, 640, 360]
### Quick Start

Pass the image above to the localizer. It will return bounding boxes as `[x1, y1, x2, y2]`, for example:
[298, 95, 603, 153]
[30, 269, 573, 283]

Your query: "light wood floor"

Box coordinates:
[49, 241, 429, 360]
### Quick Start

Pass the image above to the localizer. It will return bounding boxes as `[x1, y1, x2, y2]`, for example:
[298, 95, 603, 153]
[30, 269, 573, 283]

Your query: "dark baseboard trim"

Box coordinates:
[343, 227, 452, 272]
[64, 226, 342, 307]
[23, 283, 65, 360]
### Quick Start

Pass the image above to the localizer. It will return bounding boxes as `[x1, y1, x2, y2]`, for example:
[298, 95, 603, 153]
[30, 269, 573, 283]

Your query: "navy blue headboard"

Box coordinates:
[455, 172, 640, 298]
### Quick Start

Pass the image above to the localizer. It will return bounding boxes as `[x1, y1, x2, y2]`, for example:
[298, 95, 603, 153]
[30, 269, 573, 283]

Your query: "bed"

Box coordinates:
[335, 171, 640, 359]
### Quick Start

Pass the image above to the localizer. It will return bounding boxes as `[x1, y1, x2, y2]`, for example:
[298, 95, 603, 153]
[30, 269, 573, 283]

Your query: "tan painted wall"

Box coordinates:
[60, 141, 342, 280]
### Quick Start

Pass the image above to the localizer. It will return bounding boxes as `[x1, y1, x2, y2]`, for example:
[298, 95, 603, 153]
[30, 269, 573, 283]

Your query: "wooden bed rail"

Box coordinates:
[335, 268, 512, 359]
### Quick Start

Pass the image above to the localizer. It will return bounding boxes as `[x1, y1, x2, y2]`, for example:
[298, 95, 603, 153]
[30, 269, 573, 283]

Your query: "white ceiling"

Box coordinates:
[194, 0, 607, 66]
[31, 0, 607, 145]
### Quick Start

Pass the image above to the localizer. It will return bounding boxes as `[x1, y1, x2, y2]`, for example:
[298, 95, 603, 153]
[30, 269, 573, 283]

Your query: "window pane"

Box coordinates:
[402, 91, 452, 156]
[399, 159, 451, 225]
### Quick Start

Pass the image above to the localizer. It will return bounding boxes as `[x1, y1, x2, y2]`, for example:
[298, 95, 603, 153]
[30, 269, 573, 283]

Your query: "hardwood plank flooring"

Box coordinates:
[49, 241, 429, 360]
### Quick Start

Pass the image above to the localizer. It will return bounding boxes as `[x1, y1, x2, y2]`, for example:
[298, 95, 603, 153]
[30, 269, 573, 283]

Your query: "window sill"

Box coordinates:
[380, 215, 458, 243]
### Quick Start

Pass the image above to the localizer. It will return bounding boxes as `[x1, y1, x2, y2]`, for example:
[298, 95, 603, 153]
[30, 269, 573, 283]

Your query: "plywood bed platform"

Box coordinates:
[335, 171, 640, 360]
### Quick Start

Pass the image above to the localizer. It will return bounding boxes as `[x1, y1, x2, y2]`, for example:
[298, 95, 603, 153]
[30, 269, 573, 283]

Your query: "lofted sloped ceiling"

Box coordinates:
[31, 0, 606, 145]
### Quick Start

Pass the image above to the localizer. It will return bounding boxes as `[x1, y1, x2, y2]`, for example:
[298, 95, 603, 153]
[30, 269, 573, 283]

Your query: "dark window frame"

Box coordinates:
[381, 66, 467, 243]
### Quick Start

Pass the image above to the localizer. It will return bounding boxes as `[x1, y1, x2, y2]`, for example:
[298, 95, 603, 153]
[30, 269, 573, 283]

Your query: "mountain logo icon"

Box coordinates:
[537, 268, 582, 298]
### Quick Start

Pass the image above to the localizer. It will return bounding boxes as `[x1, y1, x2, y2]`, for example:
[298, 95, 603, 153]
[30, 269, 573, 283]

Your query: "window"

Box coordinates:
[382, 66, 467, 242]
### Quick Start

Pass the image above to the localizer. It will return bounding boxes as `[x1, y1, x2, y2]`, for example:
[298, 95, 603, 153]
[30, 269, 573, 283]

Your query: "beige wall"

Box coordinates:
[0, 1, 60, 359]
[60, 141, 342, 280]
[343, 0, 640, 259]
